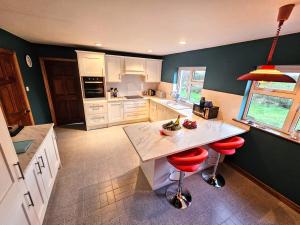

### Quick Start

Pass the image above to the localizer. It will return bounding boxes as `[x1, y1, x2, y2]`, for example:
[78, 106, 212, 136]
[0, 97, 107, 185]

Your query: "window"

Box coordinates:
[177, 67, 206, 103]
[243, 66, 300, 133]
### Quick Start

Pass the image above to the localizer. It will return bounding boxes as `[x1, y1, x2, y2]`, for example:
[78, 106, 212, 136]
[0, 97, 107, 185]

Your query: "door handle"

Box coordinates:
[38, 156, 45, 168]
[13, 162, 25, 180]
[35, 162, 42, 174]
[24, 109, 30, 114]
[24, 191, 34, 207]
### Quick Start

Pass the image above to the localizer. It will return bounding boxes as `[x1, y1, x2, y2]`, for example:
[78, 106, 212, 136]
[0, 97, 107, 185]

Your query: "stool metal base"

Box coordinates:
[201, 168, 225, 188]
[166, 185, 192, 209]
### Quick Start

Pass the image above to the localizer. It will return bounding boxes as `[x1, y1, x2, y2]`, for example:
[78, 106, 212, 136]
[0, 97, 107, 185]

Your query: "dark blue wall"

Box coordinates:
[162, 33, 300, 95]
[0, 29, 51, 124]
[161, 32, 300, 205]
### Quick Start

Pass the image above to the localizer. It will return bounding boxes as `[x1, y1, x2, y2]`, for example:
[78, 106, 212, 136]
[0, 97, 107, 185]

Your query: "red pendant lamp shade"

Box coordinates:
[237, 4, 296, 83]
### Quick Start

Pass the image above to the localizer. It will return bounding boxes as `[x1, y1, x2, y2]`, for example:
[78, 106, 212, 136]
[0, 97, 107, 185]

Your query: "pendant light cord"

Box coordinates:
[267, 21, 284, 65]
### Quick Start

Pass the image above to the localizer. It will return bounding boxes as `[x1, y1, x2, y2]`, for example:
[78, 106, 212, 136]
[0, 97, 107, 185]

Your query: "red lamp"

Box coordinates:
[238, 4, 296, 83]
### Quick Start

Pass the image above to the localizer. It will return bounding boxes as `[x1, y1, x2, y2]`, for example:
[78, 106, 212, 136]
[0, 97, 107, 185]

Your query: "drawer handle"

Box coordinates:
[13, 162, 25, 180]
[24, 191, 34, 207]
[38, 156, 45, 168]
[35, 162, 42, 174]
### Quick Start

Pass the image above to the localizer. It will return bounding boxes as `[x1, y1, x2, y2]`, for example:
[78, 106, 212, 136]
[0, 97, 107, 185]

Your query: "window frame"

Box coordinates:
[243, 65, 300, 134]
[177, 66, 206, 104]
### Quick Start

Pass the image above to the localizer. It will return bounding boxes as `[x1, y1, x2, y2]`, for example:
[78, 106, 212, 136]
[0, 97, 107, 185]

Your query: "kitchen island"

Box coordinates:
[124, 117, 247, 190]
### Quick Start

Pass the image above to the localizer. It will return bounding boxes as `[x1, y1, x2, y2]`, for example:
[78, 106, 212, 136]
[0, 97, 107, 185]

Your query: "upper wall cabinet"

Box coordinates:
[76, 50, 105, 77]
[106, 55, 124, 82]
[145, 59, 162, 83]
[124, 57, 146, 75]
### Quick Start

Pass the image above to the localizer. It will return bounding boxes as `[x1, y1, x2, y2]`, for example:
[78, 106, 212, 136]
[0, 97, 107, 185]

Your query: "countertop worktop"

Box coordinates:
[12, 123, 54, 172]
[124, 119, 247, 162]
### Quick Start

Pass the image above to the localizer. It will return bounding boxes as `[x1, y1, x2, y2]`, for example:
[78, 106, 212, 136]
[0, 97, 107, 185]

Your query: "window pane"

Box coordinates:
[246, 94, 293, 129]
[192, 70, 206, 81]
[179, 70, 190, 99]
[295, 118, 300, 131]
[189, 85, 202, 103]
[256, 72, 300, 91]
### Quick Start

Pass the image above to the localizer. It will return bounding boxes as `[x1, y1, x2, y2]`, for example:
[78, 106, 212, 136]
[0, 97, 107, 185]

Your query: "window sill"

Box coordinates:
[233, 118, 300, 145]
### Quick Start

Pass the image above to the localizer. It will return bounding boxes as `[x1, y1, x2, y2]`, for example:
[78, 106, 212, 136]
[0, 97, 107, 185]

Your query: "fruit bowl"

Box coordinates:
[161, 128, 180, 136]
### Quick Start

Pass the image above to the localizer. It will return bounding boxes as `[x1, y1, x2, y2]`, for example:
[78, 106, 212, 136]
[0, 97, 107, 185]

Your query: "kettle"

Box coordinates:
[148, 89, 156, 96]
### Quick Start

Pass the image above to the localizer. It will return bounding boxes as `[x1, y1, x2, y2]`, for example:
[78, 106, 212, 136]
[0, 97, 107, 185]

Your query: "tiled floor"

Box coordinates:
[43, 124, 300, 225]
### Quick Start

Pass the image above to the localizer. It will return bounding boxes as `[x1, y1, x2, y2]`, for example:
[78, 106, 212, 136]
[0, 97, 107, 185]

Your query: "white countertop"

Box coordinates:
[124, 118, 247, 162]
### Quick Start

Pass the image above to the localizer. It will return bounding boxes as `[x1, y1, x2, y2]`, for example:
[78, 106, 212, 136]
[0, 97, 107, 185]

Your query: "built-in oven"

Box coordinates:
[82, 77, 105, 98]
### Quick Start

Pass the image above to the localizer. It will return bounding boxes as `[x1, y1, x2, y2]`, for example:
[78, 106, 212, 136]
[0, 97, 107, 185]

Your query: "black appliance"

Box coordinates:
[82, 77, 105, 98]
[193, 104, 219, 119]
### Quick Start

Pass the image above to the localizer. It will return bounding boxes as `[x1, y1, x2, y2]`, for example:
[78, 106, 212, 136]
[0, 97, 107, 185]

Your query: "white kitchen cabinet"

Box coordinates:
[108, 101, 124, 123]
[124, 57, 146, 74]
[76, 50, 105, 77]
[0, 108, 39, 225]
[124, 100, 149, 121]
[86, 113, 108, 126]
[24, 159, 48, 224]
[36, 147, 54, 198]
[84, 101, 108, 115]
[149, 101, 158, 122]
[145, 59, 162, 82]
[106, 55, 124, 82]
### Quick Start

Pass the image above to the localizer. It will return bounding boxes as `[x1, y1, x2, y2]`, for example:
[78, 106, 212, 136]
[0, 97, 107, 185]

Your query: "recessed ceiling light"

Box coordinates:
[95, 43, 102, 47]
[147, 49, 153, 53]
[179, 41, 186, 45]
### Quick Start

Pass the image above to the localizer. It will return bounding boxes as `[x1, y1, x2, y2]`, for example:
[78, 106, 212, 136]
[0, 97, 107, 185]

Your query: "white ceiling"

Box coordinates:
[0, 0, 299, 55]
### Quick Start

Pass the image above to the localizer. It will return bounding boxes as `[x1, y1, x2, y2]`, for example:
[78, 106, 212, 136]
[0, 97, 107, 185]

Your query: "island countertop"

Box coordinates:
[12, 123, 54, 172]
[124, 118, 247, 162]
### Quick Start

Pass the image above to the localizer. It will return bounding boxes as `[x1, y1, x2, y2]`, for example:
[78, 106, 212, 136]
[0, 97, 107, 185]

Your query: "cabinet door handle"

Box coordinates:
[119, 73, 121, 80]
[38, 156, 45, 168]
[24, 191, 34, 207]
[13, 162, 25, 180]
[35, 162, 42, 174]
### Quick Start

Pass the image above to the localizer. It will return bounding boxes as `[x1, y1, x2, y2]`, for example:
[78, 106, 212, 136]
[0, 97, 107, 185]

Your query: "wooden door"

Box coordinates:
[41, 59, 84, 125]
[0, 107, 39, 225]
[0, 49, 34, 126]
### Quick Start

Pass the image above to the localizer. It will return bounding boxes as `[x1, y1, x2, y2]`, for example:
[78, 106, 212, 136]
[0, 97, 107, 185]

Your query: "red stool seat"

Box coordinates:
[167, 147, 208, 172]
[209, 136, 245, 155]
[202, 136, 245, 188]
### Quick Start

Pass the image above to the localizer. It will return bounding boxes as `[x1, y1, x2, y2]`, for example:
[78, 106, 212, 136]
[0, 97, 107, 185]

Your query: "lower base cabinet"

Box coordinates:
[23, 128, 61, 225]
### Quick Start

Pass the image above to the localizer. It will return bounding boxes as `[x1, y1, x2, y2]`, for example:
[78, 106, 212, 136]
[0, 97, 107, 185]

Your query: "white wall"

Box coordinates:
[106, 75, 158, 96]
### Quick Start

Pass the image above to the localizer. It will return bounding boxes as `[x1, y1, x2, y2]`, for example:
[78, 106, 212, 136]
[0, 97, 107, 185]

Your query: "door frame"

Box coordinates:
[0, 48, 35, 125]
[39, 57, 80, 125]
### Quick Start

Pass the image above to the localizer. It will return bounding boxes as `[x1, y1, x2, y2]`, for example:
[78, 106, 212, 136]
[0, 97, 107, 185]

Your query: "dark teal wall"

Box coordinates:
[229, 128, 300, 205]
[162, 32, 300, 95]
[0, 29, 51, 124]
[161, 32, 300, 205]
[0, 28, 162, 124]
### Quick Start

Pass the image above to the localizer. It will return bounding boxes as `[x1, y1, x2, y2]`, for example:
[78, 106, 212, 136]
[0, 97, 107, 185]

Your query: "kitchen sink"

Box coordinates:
[165, 101, 191, 110]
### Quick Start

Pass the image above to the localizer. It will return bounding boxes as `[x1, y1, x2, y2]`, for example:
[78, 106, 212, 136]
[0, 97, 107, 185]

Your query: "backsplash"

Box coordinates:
[106, 75, 158, 96]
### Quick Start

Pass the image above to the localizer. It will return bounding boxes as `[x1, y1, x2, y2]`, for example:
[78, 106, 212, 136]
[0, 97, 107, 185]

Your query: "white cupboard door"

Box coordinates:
[124, 57, 145, 73]
[50, 131, 61, 173]
[37, 148, 54, 198]
[108, 102, 124, 123]
[106, 55, 123, 82]
[149, 101, 157, 122]
[0, 107, 39, 225]
[145, 59, 162, 82]
[24, 160, 48, 224]
[77, 51, 105, 77]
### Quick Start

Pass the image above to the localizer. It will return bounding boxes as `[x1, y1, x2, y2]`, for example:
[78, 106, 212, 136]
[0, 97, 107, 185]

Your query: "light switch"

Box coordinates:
[26, 86, 30, 92]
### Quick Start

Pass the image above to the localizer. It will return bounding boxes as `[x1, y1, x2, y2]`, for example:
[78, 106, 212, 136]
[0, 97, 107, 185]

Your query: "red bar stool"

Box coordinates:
[166, 147, 208, 209]
[201, 136, 245, 188]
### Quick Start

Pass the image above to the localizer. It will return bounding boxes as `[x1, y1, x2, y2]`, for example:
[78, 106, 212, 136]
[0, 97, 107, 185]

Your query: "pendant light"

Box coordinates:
[238, 4, 296, 83]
